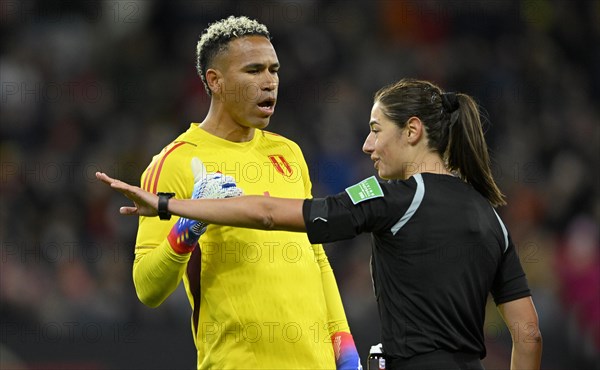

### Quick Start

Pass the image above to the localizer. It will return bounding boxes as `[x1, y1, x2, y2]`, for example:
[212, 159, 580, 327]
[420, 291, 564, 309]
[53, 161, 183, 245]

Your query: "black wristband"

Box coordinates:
[157, 192, 175, 220]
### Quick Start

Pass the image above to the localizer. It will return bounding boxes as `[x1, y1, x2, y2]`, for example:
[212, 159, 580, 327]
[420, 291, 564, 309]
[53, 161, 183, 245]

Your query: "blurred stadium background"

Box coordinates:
[1, 1, 598, 369]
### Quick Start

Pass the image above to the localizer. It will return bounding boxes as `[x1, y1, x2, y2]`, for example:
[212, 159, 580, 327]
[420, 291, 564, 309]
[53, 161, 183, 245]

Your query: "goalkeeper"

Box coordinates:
[127, 16, 361, 370]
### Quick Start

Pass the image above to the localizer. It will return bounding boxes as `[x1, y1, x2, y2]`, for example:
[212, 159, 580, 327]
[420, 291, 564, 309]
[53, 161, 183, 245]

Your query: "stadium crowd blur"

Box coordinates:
[1, 1, 598, 369]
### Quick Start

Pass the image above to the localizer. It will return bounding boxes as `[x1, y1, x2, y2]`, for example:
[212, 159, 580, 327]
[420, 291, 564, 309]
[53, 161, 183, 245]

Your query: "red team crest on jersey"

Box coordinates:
[268, 155, 293, 177]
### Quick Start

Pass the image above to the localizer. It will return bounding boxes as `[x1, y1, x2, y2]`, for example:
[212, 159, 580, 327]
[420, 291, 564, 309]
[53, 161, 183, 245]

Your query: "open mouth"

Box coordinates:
[257, 98, 276, 115]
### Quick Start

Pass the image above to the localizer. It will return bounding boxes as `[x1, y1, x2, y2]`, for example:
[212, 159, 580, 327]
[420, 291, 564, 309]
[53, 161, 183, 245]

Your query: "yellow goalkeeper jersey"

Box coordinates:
[135, 123, 348, 369]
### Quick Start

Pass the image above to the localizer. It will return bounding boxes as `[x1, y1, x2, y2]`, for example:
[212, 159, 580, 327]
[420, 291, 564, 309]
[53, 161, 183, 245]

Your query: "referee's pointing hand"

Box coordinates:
[96, 172, 159, 217]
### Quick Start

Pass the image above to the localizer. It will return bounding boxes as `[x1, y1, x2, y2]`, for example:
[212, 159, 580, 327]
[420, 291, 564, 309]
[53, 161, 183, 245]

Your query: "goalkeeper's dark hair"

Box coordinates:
[196, 16, 271, 95]
[374, 78, 506, 207]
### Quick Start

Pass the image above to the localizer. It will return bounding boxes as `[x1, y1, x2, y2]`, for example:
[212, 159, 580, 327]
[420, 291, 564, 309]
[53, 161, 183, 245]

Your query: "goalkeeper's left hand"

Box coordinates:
[167, 157, 243, 254]
[190, 157, 243, 201]
[332, 331, 362, 370]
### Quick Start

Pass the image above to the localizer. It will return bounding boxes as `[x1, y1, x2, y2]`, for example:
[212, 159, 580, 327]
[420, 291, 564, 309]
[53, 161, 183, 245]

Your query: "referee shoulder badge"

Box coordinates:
[345, 176, 384, 205]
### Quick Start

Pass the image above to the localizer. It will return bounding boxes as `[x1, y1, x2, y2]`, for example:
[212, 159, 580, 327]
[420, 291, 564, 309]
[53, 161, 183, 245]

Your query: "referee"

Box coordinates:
[98, 78, 542, 370]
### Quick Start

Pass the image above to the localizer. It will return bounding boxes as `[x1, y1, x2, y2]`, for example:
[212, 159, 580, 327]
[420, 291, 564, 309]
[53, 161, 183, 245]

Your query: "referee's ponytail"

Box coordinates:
[446, 93, 506, 207]
[374, 78, 506, 207]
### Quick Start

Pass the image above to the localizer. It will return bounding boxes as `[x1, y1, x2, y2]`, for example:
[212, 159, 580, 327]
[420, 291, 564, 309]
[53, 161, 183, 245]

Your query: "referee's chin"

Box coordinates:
[376, 170, 393, 180]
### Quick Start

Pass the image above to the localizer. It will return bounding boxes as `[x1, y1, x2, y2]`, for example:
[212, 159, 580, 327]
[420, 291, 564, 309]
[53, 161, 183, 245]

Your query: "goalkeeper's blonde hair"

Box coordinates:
[196, 16, 270, 95]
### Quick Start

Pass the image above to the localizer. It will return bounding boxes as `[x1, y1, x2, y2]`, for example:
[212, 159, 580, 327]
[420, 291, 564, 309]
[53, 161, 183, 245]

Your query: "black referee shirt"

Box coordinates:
[303, 173, 531, 359]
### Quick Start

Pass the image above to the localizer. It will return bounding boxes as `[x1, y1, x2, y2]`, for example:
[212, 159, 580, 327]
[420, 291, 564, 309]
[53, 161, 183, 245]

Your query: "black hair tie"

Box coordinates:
[441, 92, 459, 113]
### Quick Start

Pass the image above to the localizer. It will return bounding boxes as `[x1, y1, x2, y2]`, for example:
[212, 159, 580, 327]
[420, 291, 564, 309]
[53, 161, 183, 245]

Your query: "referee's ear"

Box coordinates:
[405, 116, 424, 145]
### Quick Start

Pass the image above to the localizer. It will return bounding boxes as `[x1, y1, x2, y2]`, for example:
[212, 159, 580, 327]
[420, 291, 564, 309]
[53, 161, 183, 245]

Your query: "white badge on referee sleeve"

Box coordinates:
[345, 176, 384, 205]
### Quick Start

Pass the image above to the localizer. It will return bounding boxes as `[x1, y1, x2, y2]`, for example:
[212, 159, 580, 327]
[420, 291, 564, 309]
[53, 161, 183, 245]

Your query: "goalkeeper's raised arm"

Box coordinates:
[128, 156, 240, 308]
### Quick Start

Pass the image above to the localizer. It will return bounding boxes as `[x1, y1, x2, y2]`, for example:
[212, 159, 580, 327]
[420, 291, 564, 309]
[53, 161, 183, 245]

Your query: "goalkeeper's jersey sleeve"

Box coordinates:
[133, 139, 197, 307]
[136, 123, 337, 369]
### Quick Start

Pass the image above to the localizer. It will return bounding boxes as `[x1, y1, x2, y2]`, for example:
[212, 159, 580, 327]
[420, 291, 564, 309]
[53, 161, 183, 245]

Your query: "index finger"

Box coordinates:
[96, 172, 131, 192]
[96, 172, 117, 185]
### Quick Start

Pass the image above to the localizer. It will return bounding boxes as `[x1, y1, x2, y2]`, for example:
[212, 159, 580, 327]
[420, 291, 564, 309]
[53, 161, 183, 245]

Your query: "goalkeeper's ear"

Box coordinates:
[191, 157, 207, 183]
